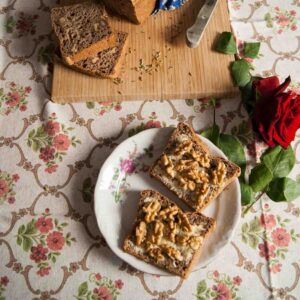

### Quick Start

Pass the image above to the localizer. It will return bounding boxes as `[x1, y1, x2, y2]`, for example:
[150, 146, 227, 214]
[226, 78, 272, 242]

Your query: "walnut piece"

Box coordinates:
[191, 150, 210, 168]
[160, 155, 175, 178]
[168, 221, 177, 243]
[161, 244, 183, 261]
[188, 236, 203, 250]
[150, 220, 164, 245]
[187, 170, 209, 184]
[212, 161, 226, 185]
[143, 200, 161, 223]
[174, 140, 193, 156]
[159, 206, 178, 221]
[135, 221, 147, 246]
[195, 182, 209, 203]
[178, 212, 192, 232]
[176, 175, 195, 191]
[146, 242, 165, 262]
[176, 235, 189, 245]
[175, 160, 198, 173]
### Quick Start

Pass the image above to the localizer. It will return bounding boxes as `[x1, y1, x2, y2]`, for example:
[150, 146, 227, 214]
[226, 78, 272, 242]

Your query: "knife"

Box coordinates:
[186, 0, 219, 48]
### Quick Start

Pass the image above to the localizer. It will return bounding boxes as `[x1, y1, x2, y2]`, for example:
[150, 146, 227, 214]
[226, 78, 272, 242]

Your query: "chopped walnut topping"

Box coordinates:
[212, 161, 226, 185]
[174, 140, 193, 156]
[191, 150, 210, 168]
[178, 212, 192, 232]
[143, 200, 161, 223]
[176, 235, 189, 245]
[146, 242, 165, 262]
[188, 236, 203, 250]
[187, 170, 209, 184]
[150, 220, 164, 244]
[161, 244, 183, 261]
[195, 182, 209, 203]
[168, 221, 177, 243]
[175, 160, 198, 173]
[161, 155, 175, 178]
[135, 221, 147, 246]
[159, 206, 178, 220]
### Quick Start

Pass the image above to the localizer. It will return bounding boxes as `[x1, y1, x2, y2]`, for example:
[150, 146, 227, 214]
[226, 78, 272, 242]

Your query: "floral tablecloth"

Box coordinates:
[1, 1, 300, 299]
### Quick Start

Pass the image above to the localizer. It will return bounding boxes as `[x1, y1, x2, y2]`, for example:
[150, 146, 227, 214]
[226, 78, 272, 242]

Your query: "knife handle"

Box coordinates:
[186, 0, 218, 48]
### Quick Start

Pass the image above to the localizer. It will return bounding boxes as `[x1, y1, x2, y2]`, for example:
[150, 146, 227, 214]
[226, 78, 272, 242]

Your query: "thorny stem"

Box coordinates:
[242, 191, 265, 217]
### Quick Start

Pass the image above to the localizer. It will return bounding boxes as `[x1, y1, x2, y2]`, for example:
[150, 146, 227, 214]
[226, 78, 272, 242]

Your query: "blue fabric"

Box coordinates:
[154, 0, 188, 13]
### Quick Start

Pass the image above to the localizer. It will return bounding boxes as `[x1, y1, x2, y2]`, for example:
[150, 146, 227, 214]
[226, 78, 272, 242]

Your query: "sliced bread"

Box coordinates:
[150, 123, 241, 212]
[103, 0, 157, 24]
[71, 31, 128, 79]
[123, 190, 216, 278]
[51, 2, 116, 65]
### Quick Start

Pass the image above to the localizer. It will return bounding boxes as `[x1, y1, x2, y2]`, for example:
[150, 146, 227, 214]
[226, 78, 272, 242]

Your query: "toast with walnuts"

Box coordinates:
[150, 123, 241, 212]
[123, 190, 216, 278]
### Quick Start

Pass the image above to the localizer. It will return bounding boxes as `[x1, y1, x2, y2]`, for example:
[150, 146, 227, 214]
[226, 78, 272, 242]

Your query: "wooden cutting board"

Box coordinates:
[51, 0, 237, 103]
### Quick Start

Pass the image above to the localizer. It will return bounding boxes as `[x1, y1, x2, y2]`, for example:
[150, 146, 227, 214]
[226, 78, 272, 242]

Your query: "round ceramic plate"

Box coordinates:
[94, 128, 241, 276]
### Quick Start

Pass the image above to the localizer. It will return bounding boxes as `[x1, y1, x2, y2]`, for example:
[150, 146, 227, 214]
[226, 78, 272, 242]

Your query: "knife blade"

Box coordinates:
[186, 0, 219, 48]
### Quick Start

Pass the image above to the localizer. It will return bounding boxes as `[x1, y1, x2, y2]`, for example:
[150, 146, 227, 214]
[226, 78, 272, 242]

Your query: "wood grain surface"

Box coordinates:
[51, 0, 237, 103]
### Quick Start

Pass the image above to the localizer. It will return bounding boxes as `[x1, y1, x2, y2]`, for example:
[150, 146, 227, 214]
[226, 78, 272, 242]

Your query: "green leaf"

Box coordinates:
[262, 146, 295, 178]
[196, 280, 207, 295]
[185, 99, 194, 106]
[22, 237, 33, 252]
[249, 163, 273, 192]
[86, 102, 95, 109]
[78, 282, 88, 297]
[215, 32, 237, 55]
[18, 224, 26, 235]
[231, 59, 251, 87]
[243, 42, 261, 58]
[201, 124, 220, 147]
[240, 182, 255, 205]
[267, 178, 300, 202]
[219, 134, 246, 177]
[26, 220, 37, 234]
[28, 129, 35, 138]
[31, 140, 40, 152]
[17, 236, 22, 246]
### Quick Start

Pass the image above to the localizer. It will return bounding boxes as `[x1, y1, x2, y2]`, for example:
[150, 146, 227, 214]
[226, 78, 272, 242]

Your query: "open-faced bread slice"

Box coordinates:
[51, 2, 116, 65]
[150, 123, 241, 212]
[123, 190, 216, 279]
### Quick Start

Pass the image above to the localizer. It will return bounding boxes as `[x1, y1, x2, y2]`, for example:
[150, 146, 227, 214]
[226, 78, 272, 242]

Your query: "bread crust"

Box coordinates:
[103, 0, 156, 24]
[123, 190, 216, 278]
[150, 123, 241, 212]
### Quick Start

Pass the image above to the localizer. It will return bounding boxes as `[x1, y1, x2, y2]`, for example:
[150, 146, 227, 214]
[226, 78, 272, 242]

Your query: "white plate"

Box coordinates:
[94, 128, 241, 276]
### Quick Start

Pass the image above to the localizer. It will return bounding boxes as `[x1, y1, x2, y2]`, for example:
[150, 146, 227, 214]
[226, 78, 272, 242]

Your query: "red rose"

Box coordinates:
[252, 76, 300, 148]
[0, 276, 9, 286]
[30, 244, 48, 263]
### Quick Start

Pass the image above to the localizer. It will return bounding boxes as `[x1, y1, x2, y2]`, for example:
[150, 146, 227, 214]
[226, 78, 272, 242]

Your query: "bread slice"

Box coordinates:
[70, 31, 128, 79]
[123, 190, 216, 278]
[103, 0, 157, 24]
[150, 123, 241, 212]
[51, 2, 116, 65]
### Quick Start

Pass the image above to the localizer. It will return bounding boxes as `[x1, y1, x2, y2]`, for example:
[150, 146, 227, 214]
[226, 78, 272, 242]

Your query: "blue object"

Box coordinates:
[154, 0, 189, 13]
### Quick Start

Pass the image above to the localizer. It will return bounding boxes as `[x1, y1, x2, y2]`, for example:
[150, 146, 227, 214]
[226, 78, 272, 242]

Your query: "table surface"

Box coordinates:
[0, 1, 300, 299]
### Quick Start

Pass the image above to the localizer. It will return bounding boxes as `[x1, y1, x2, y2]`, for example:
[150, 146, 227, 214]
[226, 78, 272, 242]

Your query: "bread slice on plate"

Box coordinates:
[70, 31, 128, 79]
[51, 2, 116, 65]
[150, 123, 241, 212]
[123, 190, 216, 278]
[103, 0, 157, 24]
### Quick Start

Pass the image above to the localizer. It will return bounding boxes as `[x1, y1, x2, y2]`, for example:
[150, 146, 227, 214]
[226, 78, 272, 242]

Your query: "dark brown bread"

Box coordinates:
[150, 123, 241, 212]
[71, 31, 128, 79]
[51, 2, 116, 65]
[103, 0, 156, 24]
[123, 190, 216, 278]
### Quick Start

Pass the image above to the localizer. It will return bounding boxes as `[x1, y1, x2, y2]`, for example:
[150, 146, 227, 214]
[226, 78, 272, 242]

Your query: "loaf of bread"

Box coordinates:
[103, 0, 157, 24]
[123, 190, 216, 278]
[51, 2, 116, 65]
[150, 123, 241, 212]
[71, 31, 128, 79]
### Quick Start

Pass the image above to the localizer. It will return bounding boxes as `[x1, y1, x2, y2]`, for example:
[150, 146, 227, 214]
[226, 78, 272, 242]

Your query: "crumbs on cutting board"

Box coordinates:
[132, 51, 162, 81]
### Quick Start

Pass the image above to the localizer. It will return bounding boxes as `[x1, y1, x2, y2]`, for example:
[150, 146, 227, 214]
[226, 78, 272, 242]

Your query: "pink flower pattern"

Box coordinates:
[0, 82, 31, 115]
[16, 209, 76, 277]
[27, 114, 81, 173]
[0, 171, 19, 205]
[76, 273, 123, 299]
